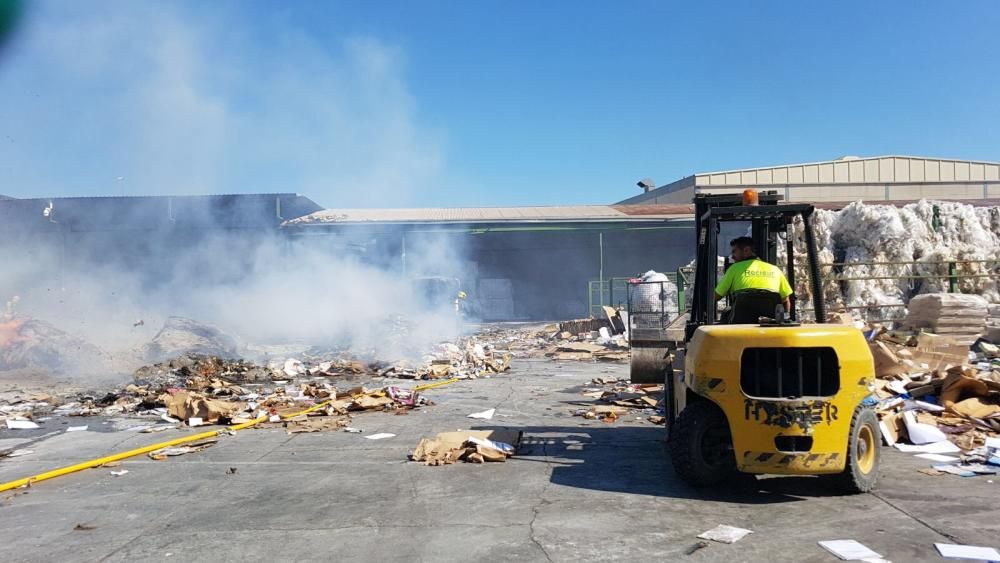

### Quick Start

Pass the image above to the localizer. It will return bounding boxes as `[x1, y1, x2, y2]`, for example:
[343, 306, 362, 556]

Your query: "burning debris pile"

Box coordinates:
[1, 353, 436, 434]
[785, 200, 1000, 321]
[0, 325, 523, 429]
[143, 316, 241, 363]
[870, 324, 1000, 477]
[0, 316, 111, 375]
[573, 377, 664, 424]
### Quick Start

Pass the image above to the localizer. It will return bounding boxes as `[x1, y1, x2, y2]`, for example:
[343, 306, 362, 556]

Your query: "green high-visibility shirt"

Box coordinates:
[715, 257, 793, 298]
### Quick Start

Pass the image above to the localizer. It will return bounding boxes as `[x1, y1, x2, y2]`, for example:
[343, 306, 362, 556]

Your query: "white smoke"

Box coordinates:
[0, 2, 470, 378]
[0, 1, 444, 206]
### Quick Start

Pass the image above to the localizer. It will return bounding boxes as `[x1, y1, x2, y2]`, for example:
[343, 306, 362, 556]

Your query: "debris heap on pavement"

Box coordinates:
[0, 314, 111, 374]
[410, 429, 522, 465]
[0, 353, 436, 432]
[574, 377, 664, 424]
[869, 323, 1000, 476]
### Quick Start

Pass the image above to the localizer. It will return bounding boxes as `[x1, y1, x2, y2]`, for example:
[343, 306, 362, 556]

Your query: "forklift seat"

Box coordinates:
[725, 289, 782, 324]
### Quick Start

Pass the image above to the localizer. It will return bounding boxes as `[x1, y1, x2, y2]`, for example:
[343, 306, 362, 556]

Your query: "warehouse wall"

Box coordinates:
[290, 223, 696, 322]
[692, 182, 998, 203]
[465, 226, 692, 321]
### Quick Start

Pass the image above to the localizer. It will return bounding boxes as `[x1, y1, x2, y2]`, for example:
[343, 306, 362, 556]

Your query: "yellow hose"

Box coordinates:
[0, 378, 460, 492]
[414, 377, 460, 391]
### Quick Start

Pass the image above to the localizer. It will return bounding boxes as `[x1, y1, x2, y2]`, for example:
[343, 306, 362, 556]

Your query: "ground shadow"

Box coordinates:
[475, 424, 857, 505]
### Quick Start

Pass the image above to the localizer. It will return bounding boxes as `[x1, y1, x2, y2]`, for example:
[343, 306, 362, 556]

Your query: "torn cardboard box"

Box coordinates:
[410, 429, 522, 466]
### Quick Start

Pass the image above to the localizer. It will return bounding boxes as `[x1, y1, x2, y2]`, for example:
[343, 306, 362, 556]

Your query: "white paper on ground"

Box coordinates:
[466, 436, 515, 455]
[188, 417, 204, 427]
[894, 441, 961, 454]
[902, 411, 947, 444]
[934, 542, 1000, 560]
[697, 524, 753, 544]
[6, 449, 33, 457]
[66, 425, 88, 432]
[818, 540, 883, 560]
[467, 408, 496, 420]
[161, 414, 180, 423]
[5, 420, 39, 430]
[110, 470, 129, 477]
[986, 436, 1000, 450]
[914, 453, 959, 463]
[957, 463, 998, 475]
[364, 433, 395, 440]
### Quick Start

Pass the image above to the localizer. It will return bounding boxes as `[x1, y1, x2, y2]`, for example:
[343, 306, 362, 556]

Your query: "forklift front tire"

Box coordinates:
[668, 400, 735, 487]
[832, 406, 880, 494]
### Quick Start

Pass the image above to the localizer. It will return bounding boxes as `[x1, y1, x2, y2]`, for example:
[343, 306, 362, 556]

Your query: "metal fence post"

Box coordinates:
[675, 267, 686, 311]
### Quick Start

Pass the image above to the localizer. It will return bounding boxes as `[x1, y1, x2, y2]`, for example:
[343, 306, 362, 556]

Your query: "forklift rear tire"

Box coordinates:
[668, 400, 735, 487]
[832, 407, 880, 494]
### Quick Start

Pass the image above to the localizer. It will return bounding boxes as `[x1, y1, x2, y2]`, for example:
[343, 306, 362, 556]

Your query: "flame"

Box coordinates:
[0, 319, 29, 349]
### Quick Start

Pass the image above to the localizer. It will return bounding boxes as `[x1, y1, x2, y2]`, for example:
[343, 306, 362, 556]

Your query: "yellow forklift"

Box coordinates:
[644, 191, 880, 493]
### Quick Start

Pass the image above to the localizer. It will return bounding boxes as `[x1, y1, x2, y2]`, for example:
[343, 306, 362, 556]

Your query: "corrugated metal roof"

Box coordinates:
[619, 199, 1000, 213]
[0, 193, 323, 232]
[286, 205, 688, 226]
[696, 155, 1000, 186]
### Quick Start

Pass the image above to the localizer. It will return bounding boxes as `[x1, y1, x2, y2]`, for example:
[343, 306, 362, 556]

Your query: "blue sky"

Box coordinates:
[0, 1, 998, 208]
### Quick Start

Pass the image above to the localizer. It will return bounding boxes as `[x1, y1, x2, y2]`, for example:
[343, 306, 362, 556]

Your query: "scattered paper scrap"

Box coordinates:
[110, 470, 129, 477]
[148, 439, 217, 460]
[343, 427, 363, 433]
[956, 463, 998, 475]
[697, 524, 753, 544]
[818, 540, 883, 561]
[3, 449, 34, 458]
[66, 425, 88, 432]
[5, 420, 40, 430]
[467, 408, 496, 420]
[934, 543, 1000, 561]
[902, 410, 947, 445]
[364, 433, 396, 440]
[932, 465, 976, 477]
[411, 429, 523, 466]
[894, 441, 961, 454]
[466, 435, 515, 455]
[188, 417, 205, 427]
[914, 453, 959, 463]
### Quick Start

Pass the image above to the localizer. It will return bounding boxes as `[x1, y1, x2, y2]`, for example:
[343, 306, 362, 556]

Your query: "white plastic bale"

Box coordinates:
[781, 199, 1000, 322]
[633, 270, 678, 318]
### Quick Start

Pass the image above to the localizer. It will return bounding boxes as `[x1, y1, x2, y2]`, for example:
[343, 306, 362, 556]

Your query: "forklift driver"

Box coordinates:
[714, 236, 793, 323]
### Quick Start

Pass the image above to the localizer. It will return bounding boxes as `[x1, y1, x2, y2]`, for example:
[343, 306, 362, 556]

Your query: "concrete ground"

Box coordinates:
[0, 358, 998, 562]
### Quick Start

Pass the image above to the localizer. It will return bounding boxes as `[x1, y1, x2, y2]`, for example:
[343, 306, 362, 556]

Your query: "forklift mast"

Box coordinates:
[687, 191, 826, 341]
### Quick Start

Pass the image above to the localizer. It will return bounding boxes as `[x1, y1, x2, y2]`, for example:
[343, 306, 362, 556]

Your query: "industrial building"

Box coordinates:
[4, 154, 997, 322]
[283, 206, 691, 320]
[0, 193, 321, 287]
[620, 155, 1000, 205]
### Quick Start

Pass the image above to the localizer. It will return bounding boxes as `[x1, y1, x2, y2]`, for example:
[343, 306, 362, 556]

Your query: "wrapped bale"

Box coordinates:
[903, 293, 987, 345]
[783, 199, 1000, 322]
